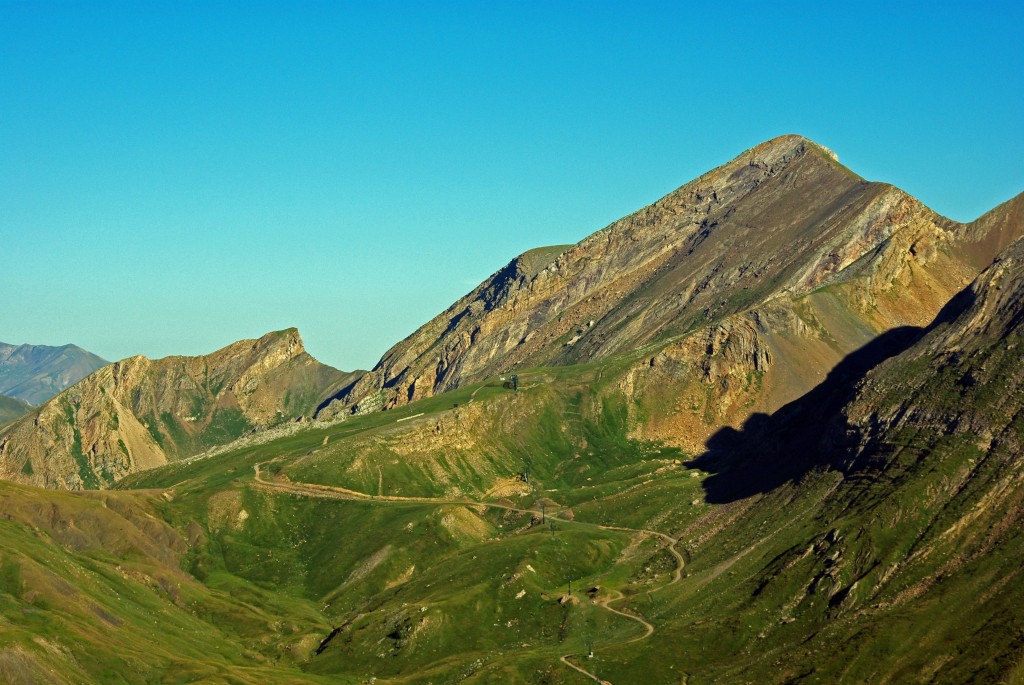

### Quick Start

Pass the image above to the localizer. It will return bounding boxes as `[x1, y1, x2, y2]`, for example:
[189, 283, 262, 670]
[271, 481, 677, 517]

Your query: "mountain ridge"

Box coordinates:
[5, 134, 1022, 487]
[0, 328, 360, 489]
[318, 135, 1023, 453]
[0, 340, 108, 405]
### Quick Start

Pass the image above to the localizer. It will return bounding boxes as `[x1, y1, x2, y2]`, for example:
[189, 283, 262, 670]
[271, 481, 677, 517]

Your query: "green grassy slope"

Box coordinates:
[6, 251, 1024, 683]
[0, 481, 344, 685]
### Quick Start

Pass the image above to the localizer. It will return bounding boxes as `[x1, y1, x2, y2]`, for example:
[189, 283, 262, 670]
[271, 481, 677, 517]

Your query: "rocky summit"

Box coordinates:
[0, 328, 360, 489]
[321, 135, 1023, 450]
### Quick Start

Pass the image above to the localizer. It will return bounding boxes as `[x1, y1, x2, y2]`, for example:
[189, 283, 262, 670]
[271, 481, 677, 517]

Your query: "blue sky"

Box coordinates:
[2, 1, 1022, 370]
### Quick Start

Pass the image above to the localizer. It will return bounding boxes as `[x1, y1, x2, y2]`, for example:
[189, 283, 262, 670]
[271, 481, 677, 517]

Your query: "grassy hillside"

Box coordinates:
[5, 243, 1024, 682]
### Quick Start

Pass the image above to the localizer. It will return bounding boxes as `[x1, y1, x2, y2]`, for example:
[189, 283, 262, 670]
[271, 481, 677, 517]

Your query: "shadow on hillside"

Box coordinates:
[686, 286, 976, 504]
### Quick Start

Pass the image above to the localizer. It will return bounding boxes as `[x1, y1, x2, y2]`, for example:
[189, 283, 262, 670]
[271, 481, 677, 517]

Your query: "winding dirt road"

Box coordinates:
[252, 461, 683, 684]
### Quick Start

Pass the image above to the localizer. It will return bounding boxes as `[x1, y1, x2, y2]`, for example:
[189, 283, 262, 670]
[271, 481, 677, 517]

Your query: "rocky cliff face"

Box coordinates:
[320, 135, 1024, 450]
[842, 234, 1024, 456]
[615, 184, 1023, 450]
[0, 341, 108, 405]
[0, 329, 360, 489]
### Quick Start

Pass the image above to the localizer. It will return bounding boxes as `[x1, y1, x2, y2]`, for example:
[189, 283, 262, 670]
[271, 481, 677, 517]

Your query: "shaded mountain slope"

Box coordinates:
[0, 341, 108, 405]
[0, 328, 361, 489]
[320, 136, 1024, 455]
[610, 237, 1024, 683]
[955, 189, 1024, 268]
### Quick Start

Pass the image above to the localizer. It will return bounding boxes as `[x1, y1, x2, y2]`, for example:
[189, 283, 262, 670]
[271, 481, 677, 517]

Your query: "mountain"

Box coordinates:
[319, 135, 1024, 453]
[655, 235, 1024, 682]
[0, 328, 361, 489]
[69, 233, 1015, 684]
[0, 394, 31, 425]
[1, 135, 1022, 683]
[0, 341, 108, 405]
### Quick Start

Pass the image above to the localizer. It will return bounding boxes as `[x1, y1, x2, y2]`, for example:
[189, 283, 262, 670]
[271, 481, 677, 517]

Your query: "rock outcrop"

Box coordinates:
[0, 328, 361, 489]
[319, 135, 1024, 450]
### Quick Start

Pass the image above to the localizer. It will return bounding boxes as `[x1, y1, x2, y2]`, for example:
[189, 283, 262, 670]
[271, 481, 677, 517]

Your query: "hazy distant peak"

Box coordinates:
[0, 340, 108, 405]
[0, 325, 360, 489]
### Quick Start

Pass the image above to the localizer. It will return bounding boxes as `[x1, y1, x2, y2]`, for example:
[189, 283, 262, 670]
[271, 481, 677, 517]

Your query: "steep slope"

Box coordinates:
[2, 238, 1017, 684]
[0, 328, 361, 489]
[0, 395, 31, 425]
[0, 480, 337, 684]
[320, 136, 1024, 454]
[0, 341, 108, 405]
[615, 237, 1024, 683]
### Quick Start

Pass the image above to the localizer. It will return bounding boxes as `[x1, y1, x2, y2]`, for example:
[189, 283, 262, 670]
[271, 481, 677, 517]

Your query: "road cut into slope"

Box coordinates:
[252, 460, 684, 684]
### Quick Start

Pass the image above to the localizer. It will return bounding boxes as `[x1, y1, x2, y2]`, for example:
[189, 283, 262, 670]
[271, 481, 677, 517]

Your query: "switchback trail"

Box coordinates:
[252, 462, 684, 684]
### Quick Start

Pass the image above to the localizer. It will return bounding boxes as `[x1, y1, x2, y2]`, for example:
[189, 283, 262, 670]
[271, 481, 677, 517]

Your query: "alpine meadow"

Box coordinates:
[2, 4, 1023, 684]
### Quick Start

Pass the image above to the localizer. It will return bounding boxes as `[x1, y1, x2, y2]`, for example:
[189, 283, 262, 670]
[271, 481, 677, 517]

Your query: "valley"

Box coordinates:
[2, 136, 1023, 683]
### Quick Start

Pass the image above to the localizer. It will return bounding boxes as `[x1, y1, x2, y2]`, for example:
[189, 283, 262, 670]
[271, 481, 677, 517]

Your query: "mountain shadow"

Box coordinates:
[687, 286, 977, 504]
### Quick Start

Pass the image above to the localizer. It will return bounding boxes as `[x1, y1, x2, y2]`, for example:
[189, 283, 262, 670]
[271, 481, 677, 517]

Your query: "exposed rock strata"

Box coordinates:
[320, 135, 1024, 451]
[0, 329, 359, 489]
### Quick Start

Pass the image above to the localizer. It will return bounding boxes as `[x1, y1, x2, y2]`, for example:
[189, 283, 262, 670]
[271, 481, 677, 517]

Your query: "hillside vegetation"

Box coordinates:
[1, 136, 1023, 683]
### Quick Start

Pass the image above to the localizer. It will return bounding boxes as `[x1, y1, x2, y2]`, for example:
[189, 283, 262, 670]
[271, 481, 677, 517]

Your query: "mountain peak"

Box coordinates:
[322, 133, 1022, 424]
[245, 327, 307, 366]
[262, 327, 303, 348]
[0, 325, 357, 489]
[745, 133, 840, 165]
[0, 340, 108, 405]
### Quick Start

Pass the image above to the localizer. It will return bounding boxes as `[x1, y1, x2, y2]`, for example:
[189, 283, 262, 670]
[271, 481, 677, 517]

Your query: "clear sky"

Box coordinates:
[2, 1, 1022, 371]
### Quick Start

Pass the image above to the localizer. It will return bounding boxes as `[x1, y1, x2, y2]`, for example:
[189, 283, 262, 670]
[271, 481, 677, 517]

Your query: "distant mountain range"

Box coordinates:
[0, 341, 108, 405]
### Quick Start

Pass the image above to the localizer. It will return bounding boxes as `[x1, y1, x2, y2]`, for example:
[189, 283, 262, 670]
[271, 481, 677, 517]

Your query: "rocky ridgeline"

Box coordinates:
[0, 328, 360, 489]
[319, 135, 1024, 451]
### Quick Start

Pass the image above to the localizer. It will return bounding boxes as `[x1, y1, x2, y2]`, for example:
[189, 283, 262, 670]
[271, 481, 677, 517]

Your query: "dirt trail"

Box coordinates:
[252, 461, 683, 684]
